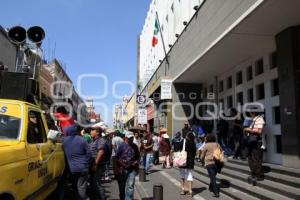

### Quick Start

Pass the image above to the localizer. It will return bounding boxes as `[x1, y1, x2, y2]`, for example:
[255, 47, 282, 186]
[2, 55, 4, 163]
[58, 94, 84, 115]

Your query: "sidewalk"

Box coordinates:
[135, 165, 233, 200]
[103, 177, 141, 200]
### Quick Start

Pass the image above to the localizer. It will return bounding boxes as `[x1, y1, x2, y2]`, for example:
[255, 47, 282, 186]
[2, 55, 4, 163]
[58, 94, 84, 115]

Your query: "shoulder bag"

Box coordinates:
[173, 139, 187, 167]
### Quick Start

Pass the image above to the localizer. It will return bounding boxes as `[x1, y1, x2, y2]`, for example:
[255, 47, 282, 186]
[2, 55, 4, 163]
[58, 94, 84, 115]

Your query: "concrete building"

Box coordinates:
[138, 0, 205, 89]
[124, 93, 136, 129]
[86, 98, 101, 122]
[44, 59, 88, 123]
[0, 26, 17, 72]
[39, 64, 54, 109]
[139, 0, 300, 168]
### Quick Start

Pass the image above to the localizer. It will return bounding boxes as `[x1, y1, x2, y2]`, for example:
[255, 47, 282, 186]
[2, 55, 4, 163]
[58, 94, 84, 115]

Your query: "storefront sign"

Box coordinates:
[137, 108, 147, 124]
[161, 79, 172, 100]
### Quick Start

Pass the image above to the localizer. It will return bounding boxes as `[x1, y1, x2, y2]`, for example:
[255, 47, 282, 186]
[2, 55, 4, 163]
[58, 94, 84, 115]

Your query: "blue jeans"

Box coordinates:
[117, 170, 137, 200]
[143, 153, 153, 173]
[91, 165, 106, 200]
[71, 172, 89, 200]
[206, 164, 219, 195]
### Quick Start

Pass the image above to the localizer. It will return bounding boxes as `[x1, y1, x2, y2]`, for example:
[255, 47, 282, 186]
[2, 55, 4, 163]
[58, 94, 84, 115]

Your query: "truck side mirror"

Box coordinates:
[47, 129, 62, 143]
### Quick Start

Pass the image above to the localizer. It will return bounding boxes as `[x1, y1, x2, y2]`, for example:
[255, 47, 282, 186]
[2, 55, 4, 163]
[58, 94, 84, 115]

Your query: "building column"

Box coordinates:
[276, 26, 300, 168]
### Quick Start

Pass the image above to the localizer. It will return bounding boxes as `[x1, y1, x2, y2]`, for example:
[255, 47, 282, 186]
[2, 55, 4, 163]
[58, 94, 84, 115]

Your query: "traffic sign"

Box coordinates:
[136, 95, 146, 104]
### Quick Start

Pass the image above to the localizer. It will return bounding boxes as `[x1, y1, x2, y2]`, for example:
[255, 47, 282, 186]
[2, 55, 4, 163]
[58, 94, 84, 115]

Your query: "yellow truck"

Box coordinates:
[0, 99, 65, 200]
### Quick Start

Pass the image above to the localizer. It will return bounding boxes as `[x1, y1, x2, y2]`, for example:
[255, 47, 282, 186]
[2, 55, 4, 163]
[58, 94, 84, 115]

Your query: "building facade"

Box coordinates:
[139, 0, 300, 168]
[44, 59, 88, 124]
[138, 0, 205, 89]
[124, 93, 136, 129]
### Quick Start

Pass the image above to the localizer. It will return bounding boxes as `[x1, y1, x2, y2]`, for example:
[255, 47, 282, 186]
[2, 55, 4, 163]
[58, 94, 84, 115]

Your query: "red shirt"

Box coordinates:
[54, 112, 75, 131]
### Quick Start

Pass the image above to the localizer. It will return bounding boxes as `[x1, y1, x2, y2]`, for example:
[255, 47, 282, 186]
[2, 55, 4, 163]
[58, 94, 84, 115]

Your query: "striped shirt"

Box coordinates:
[250, 115, 265, 129]
[90, 137, 106, 160]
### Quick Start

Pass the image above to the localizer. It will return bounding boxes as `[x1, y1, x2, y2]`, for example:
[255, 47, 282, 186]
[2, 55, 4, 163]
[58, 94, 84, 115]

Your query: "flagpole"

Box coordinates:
[155, 11, 169, 65]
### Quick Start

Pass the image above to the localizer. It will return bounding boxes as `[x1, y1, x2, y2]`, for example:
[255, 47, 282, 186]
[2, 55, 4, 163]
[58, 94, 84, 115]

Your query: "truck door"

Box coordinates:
[25, 109, 55, 196]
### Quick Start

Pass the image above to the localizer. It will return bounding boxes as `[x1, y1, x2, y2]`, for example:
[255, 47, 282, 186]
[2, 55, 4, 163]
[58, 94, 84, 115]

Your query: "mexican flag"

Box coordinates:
[152, 18, 159, 47]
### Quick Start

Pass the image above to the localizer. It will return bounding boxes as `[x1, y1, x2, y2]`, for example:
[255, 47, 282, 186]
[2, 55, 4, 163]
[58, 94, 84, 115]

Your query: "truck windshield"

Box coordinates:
[0, 114, 21, 139]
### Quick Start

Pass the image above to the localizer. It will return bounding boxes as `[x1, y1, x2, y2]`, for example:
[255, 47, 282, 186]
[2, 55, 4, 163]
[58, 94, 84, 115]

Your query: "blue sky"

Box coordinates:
[1, 0, 150, 125]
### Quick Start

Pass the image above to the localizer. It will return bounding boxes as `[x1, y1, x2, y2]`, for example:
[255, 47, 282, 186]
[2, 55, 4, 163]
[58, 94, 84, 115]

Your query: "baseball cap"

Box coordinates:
[106, 128, 115, 134]
[124, 131, 134, 138]
[90, 124, 102, 133]
[160, 128, 167, 133]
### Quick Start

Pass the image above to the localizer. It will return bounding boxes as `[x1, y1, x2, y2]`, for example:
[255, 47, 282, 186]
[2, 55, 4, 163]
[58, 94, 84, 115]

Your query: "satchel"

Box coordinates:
[247, 134, 258, 144]
[173, 139, 187, 167]
[213, 144, 224, 163]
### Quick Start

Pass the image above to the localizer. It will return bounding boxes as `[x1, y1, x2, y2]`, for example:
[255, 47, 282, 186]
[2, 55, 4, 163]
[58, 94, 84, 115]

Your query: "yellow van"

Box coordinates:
[0, 99, 65, 200]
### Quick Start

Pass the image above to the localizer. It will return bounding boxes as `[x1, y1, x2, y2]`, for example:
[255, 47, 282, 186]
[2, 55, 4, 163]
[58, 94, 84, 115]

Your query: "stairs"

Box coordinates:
[194, 158, 300, 200]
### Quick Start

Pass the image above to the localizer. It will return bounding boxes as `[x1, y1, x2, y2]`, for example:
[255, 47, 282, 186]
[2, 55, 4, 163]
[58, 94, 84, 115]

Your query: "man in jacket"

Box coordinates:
[63, 124, 91, 200]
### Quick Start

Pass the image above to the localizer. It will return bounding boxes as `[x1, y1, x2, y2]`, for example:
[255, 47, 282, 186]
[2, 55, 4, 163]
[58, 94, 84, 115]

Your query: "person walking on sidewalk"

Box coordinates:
[172, 131, 183, 153]
[152, 132, 160, 165]
[160, 133, 172, 168]
[116, 131, 140, 200]
[63, 124, 91, 200]
[112, 131, 124, 179]
[90, 125, 110, 200]
[243, 110, 265, 184]
[179, 131, 196, 197]
[140, 131, 154, 174]
[201, 133, 222, 198]
[231, 108, 244, 159]
[182, 122, 191, 139]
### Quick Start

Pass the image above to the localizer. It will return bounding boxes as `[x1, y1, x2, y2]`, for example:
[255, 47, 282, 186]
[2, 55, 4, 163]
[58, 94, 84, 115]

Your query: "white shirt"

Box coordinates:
[112, 136, 124, 156]
[133, 137, 141, 147]
[152, 135, 160, 151]
[250, 115, 265, 129]
[250, 115, 266, 149]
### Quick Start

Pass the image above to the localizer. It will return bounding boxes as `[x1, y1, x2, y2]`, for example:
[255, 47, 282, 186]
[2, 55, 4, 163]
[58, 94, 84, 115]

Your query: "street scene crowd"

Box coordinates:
[52, 105, 265, 200]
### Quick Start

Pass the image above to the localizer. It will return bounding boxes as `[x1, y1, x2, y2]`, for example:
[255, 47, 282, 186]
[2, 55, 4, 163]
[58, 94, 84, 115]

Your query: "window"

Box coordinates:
[219, 98, 224, 110]
[161, 25, 164, 32]
[27, 111, 47, 144]
[276, 135, 282, 153]
[247, 66, 253, 81]
[166, 15, 168, 22]
[171, 3, 174, 13]
[247, 88, 254, 102]
[270, 51, 277, 69]
[227, 95, 233, 109]
[210, 84, 214, 93]
[273, 106, 281, 124]
[255, 58, 264, 76]
[219, 80, 224, 92]
[271, 78, 279, 96]
[236, 92, 244, 105]
[236, 71, 243, 85]
[256, 83, 265, 100]
[227, 76, 232, 89]
[0, 114, 21, 139]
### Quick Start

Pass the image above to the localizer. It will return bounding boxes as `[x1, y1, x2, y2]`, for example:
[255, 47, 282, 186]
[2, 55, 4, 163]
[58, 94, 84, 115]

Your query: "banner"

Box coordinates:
[161, 79, 172, 100]
[137, 108, 147, 124]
